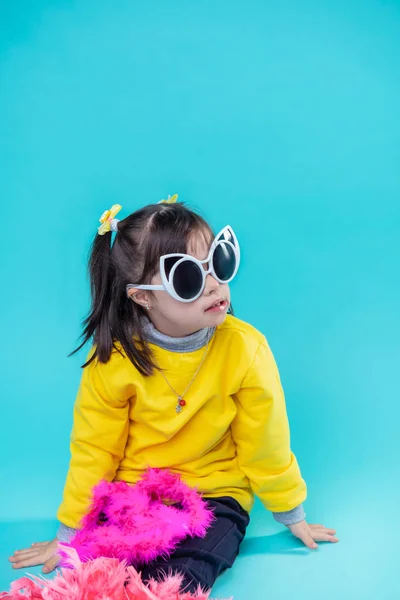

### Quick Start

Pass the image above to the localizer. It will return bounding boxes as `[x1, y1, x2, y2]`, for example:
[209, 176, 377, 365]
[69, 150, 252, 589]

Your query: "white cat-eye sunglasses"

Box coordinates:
[126, 225, 240, 303]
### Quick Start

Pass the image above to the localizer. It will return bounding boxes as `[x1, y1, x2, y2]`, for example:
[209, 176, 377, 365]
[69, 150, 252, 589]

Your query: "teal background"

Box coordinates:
[1, 1, 399, 598]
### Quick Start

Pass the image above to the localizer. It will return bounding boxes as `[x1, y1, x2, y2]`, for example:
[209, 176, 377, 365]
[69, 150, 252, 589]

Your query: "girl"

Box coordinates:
[9, 197, 338, 593]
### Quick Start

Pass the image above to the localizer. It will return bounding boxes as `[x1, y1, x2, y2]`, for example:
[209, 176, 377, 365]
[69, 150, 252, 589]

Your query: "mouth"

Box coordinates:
[205, 299, 229, 313]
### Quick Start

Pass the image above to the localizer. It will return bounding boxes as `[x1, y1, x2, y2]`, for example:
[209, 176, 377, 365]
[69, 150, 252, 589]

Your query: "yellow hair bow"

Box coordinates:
[97, 204, 122, 235]
[158, 194, 178, 205]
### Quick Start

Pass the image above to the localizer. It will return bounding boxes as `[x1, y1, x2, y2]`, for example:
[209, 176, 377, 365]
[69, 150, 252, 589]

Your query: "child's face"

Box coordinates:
[143, 232, 231, 337]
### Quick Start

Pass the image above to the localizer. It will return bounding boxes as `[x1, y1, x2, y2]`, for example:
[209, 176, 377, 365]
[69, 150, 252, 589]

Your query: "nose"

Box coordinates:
[204, 272, 220, 295]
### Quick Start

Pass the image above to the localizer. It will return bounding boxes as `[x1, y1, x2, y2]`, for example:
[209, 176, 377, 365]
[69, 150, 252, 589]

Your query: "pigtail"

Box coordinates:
[70, 224, 156, 374]
[69, 231, 116, 366]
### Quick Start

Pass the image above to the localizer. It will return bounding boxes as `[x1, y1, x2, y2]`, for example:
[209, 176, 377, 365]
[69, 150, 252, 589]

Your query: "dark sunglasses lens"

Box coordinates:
[173, 260, 203, 300]
[164, 256, 181, 279]
[212, 242, 237, 282]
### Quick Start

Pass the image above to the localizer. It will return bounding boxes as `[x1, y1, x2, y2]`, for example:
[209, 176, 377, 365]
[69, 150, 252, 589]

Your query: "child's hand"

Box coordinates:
[9, 539, 60, 573]
[286, 521, 339, 549]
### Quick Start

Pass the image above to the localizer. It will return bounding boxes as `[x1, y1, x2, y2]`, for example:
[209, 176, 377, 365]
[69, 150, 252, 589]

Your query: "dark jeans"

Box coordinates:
[140, 496, 250, 593]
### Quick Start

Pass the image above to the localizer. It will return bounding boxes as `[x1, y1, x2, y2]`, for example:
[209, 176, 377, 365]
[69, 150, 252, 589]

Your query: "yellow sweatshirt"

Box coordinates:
[57, 315, 307, 529]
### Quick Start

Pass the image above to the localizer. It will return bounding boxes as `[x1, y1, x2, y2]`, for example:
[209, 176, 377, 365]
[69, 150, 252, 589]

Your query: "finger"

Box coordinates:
[322, 529, 337, 535]
[9, 550, 41, 561]
[298, 530, 318, 549]
[10, 553, 41, 565]
[13, 548, 41, 555]
[43, 556, 59, 574]
[309, 525, 337, 535]
[13, 547, 42, 555]
[32, 542, 49, 547]
[313, 533, 340, 543]
[310, 527, 338, 537]
[11, 555, 45, 569]
[310, 528, 339, 539]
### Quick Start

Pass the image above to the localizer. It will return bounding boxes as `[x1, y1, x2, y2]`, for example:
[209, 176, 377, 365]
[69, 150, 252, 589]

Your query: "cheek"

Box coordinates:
[153, 291, 190, 316]
[154, 293, 176, 311]
[223, 285, 231, 300]
[165, 298, 202, 320]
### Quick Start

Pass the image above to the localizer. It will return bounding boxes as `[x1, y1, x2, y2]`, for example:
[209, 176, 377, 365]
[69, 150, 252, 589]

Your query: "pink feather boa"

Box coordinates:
[61, 468, 214, 566]
[0, 545, 232, 600]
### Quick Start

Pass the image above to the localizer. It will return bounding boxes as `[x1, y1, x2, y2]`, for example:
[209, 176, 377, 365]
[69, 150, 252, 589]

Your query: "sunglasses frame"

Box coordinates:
[126, 225, 240, 303]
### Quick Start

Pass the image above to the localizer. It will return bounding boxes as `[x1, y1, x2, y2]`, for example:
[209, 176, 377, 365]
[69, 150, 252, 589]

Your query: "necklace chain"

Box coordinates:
[159, 337, 211, 414]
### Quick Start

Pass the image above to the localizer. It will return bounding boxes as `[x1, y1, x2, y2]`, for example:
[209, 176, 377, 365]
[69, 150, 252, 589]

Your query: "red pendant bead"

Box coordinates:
[179, 399, 186, 406]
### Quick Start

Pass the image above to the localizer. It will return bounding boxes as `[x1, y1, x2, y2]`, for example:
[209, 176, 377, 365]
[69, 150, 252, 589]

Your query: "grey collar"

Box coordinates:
[141, 318, 215, 353]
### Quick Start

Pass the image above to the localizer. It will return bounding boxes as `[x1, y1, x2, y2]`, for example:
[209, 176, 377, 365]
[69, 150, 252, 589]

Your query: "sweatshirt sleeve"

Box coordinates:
[231, 339, 307, 513]
[56, 522, 76, 542]
[273, 504, 306, 525]
[56, 351, 131, 529]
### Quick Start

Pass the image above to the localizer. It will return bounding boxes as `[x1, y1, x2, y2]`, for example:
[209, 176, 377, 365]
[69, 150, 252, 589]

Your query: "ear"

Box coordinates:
[127, 288, 152, 309]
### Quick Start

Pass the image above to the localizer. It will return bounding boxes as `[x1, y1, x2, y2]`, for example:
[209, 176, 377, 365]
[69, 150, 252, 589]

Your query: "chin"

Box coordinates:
[204, 310, 228, 327]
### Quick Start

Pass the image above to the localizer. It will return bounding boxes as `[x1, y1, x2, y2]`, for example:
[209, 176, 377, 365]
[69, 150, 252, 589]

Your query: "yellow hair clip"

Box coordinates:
[97, 204, 122, 235]
[158, 194, 178, 205]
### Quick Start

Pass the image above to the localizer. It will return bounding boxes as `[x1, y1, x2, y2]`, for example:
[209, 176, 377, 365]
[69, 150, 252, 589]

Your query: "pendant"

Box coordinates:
[175, 396, 187, 414]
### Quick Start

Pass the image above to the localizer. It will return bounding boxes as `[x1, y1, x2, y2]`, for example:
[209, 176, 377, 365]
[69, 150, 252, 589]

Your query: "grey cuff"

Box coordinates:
[56, 522, 77, 543]
[272, 503, 306, 525]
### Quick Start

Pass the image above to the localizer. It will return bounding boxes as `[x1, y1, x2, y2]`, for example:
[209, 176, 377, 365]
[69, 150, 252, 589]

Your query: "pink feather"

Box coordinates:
[60, 469, 215, 566]
[0, 545, 232, 600]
